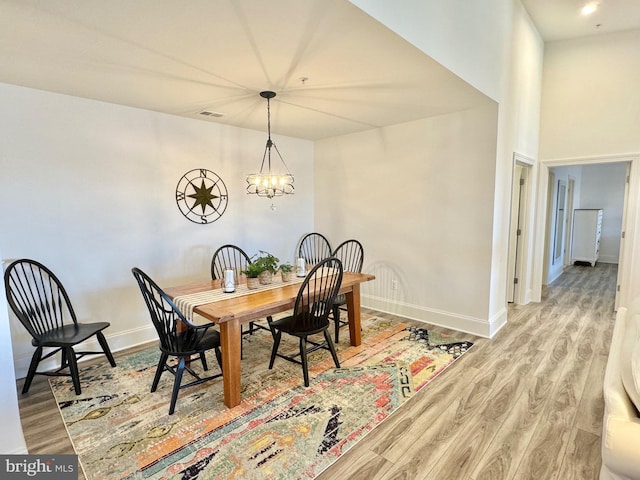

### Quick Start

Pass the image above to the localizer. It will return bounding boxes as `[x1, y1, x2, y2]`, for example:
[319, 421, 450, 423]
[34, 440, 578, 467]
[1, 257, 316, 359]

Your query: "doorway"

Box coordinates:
[532, 156, 636, 308]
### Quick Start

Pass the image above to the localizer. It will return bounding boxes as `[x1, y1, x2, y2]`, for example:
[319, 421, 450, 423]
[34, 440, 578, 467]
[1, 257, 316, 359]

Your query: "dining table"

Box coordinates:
[163, 271, 375, 408]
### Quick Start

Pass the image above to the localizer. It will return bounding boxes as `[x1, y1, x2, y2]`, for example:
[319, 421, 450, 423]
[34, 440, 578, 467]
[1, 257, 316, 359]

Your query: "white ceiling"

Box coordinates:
[1, 0, 639, 140]
[0, 0, 490, 140]
[521, 0, 640, 42]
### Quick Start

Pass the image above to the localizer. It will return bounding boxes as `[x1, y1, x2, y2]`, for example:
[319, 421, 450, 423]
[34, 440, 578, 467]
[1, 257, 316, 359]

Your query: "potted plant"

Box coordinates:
[279, 262, 294, 282]
[249, 251, 280, 285]
[242, 262, 263, 289]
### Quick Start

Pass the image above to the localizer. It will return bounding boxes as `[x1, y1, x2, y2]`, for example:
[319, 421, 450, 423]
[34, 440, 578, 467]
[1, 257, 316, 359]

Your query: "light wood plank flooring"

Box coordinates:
[17, 263, 617, 479]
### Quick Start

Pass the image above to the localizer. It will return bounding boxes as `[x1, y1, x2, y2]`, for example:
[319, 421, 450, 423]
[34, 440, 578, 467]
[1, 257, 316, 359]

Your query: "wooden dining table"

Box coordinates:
[164, 271, 375, 408]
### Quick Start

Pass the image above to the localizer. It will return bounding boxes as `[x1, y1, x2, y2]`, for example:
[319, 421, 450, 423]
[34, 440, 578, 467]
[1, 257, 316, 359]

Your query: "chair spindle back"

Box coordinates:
[293, 257, 343, 332]
[332, 239, 364, 273]
[4, 259, 77, 340]
[211, 244, 251, 281]
[131, 268, 204, 355]
[297, 233, 332, 267]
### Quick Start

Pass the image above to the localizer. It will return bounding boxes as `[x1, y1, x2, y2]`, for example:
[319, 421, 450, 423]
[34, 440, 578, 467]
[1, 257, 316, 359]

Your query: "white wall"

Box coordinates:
[350, 0, 513, 102]
[490, 2, 544, 311]
[343, 1, 544, 334]
[315, 103, 499, 336]
[539, 30, 640, 159]
[579, 163, 626, 264]
[0, 246, 28, 454]
[537, 29, 640, 306]
[0, 83, 314, 378]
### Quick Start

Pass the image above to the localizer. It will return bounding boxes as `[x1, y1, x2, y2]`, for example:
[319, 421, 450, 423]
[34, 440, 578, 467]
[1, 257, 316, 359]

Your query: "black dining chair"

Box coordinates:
[211, 244, 251, 282]
[330, 239, 364, 343]
[266, 257, 343, 387]
[211, 244, 266, 340]
[297, 232, 332, 268]
[4, 259, 116, 395]
[132, 267, 223, 415]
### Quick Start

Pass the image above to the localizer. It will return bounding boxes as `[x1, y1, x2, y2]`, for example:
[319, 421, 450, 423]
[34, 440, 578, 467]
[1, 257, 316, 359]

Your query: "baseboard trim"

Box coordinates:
[363, 295, 500, 338]
[597, 256, 619, 264]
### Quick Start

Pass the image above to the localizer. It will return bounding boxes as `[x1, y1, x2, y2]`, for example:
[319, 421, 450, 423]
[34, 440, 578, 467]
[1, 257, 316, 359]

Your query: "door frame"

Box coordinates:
[563, 176, 576, 266]
[616, 163, 631, 310]
[508, 153, 534, 305]
[532, 153, 639, 308]
[507, 163, 523, 302]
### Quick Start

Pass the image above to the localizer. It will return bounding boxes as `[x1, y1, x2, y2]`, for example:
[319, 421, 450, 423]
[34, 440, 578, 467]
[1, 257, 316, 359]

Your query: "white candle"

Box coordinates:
[223, 269, 235, 292]
[296, 258, 306, 277]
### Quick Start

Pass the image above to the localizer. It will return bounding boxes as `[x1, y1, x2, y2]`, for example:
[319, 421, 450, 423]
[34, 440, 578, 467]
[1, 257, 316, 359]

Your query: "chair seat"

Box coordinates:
[173, 328, 221, 354]
[32, 322, 111, 347]
[333, 293, 346, 306]
[270, 313, 331, 337]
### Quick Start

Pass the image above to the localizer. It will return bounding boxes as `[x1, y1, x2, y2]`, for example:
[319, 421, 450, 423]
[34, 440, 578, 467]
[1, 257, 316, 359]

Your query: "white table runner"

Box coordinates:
[173, 275, 305, 321]
[173, 267, 341, 321]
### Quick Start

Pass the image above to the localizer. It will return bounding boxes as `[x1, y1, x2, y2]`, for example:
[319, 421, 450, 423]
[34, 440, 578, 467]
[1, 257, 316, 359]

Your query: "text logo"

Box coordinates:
[0, 455, 77, 479]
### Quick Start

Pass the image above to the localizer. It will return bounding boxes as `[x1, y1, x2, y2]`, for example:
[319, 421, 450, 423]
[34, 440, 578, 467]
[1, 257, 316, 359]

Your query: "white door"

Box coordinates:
[508, 164, 525, 303]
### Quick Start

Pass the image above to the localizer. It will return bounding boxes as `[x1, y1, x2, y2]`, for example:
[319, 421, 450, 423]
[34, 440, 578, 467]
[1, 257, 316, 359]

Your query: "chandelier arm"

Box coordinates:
[269, 142, 293, 175]
[259, 142, 270, 174]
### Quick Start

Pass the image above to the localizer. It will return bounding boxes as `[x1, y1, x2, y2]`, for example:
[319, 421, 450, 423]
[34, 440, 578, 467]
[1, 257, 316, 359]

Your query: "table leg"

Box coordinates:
[345, 284, 362, 346]
[219, 319, 241, 408]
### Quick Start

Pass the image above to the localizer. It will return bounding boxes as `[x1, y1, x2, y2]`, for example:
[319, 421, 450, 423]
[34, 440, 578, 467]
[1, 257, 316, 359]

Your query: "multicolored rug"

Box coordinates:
[50, 314, 473, 479]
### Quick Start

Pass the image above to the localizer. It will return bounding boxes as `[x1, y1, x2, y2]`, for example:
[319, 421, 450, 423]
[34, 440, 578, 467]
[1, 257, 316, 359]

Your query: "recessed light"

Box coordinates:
[581, 2, 598, 16]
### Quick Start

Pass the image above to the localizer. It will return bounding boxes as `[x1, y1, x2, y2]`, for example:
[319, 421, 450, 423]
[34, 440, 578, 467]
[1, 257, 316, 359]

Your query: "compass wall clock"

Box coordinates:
[175, 168, 228, 224]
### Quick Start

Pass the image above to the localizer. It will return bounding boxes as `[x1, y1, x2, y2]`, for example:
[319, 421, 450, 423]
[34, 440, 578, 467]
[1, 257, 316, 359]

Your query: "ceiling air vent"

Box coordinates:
[198, 110, 224, 118]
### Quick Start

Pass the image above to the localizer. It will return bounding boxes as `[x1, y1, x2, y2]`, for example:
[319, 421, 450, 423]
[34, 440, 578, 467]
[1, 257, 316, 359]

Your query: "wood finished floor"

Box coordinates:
[17, 263, 617, 480]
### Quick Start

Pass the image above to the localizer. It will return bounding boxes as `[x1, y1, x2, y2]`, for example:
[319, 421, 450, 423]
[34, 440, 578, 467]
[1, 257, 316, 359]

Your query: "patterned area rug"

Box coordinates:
[50, 314, 473, 479]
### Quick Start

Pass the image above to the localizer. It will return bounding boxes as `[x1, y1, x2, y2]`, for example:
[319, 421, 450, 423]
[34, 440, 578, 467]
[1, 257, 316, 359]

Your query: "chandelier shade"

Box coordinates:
[246, 91, 295, 199]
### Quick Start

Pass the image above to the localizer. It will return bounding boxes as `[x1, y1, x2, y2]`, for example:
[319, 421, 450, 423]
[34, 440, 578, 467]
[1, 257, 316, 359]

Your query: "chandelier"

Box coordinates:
[246, 91, 294, 199]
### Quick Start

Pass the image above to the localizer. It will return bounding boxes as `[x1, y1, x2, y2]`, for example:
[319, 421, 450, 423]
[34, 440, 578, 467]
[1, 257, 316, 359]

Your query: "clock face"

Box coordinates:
[176, 169, 228, 224]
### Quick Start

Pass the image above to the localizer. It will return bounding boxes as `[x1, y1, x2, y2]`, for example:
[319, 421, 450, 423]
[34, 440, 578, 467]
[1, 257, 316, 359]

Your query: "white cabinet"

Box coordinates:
[571, 209, 603, 266]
